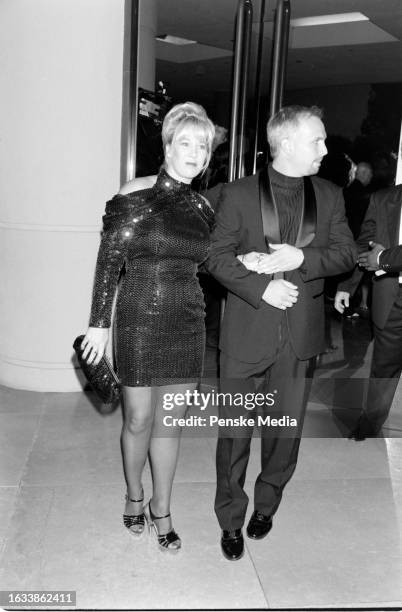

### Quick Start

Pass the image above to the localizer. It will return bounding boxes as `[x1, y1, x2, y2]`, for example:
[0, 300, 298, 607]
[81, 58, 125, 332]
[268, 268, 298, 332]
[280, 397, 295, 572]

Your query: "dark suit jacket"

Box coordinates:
[339, 185, 402, 329]
[379, 245, 402, 273]
[206, 170, 356, 363]
[343, 179, 371, 239]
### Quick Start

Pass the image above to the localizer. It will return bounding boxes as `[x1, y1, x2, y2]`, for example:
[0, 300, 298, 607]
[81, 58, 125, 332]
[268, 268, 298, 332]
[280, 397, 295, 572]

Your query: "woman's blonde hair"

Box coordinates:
[162, 102, 215, 172]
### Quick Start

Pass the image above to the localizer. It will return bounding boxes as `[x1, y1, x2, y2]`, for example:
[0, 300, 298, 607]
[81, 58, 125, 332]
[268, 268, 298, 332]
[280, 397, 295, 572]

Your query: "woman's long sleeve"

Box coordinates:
[89, 199, 133, 328]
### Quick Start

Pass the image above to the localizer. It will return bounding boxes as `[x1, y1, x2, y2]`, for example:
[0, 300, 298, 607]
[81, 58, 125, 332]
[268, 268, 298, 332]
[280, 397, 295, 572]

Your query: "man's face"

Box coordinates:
[356, 164, 373, 186]
[286, 116, 328, 176]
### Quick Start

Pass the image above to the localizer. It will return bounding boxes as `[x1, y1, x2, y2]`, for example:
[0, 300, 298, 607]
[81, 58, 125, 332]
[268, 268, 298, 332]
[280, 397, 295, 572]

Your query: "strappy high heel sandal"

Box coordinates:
[144, 502, 181, 553]
[123, 494, 145, 537]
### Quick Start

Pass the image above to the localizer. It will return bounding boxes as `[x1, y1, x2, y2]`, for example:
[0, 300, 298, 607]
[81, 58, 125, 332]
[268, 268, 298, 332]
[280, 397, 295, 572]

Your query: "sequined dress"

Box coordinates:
[89, 168, 213, 386]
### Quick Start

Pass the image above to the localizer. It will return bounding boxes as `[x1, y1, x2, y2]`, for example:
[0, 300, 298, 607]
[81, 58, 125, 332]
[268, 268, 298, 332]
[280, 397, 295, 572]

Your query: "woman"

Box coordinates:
[81, 102, 215, 552]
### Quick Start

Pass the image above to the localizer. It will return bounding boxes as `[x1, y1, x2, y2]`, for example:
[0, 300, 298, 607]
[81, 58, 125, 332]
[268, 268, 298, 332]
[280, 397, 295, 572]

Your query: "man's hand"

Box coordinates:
[357, 241, 385, 271]
[256, 243, 304, 274]
[262, 279, 299, 310]
[334, 291, 350, 313]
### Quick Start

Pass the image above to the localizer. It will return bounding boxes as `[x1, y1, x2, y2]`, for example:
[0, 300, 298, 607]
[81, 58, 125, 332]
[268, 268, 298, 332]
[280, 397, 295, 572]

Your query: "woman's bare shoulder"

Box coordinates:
[118, 175, 157, 195]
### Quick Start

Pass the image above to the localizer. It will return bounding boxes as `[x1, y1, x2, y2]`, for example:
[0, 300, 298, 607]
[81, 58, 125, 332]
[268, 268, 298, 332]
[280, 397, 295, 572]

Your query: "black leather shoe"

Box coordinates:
[349, 419, 378, 441]
[348, 426, 367, 441]
[221, 529, 244, 561]
[246, 510, 273, 540]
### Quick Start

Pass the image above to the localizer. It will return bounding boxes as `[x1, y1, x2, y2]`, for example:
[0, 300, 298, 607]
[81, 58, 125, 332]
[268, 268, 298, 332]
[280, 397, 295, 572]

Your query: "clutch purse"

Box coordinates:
[73, 335, 121, 404]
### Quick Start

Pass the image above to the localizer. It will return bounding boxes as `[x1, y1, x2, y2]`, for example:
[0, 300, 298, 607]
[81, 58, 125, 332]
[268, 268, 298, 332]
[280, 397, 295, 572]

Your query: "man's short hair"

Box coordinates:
[267, 105, 323, 157]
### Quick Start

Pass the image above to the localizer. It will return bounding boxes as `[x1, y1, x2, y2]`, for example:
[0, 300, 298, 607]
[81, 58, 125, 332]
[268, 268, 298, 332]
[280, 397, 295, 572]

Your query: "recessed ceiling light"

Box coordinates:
[291, 12, 369, 27]
[254, 10, 397, 48]
[156, 34, 197, 45]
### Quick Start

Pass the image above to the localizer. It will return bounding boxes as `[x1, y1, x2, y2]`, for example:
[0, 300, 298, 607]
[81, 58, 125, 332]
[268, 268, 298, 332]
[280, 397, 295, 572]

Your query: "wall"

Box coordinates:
[285, 83, 371, 140]
[0, 0, 125, 390]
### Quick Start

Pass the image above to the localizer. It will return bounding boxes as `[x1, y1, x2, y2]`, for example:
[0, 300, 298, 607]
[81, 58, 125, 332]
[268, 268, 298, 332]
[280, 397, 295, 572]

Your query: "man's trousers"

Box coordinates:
[359, 285, 402, 435]
[215, 323, 311, 531]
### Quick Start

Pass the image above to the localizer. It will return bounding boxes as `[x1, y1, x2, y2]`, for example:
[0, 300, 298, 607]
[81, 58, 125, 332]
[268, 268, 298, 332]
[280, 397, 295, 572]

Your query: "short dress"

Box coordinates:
[89, 168, 214, 386]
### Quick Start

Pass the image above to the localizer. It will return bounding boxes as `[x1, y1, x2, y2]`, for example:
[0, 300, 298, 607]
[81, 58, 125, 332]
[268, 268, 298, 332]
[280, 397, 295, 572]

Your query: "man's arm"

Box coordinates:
[206, 185, 299, 310]
[254, 243, 304, 274]
[357, 241, 385, 271]
[377, 245, 402, 273]
[334, 192, 380, 313]
[235, 187, 355, 278]
[299, 187, 357, 281]
[337, 192, 379, 296]
[358, 242, 402, 275]
[205, 182, 224, 212]
[206, 184, 270, 308]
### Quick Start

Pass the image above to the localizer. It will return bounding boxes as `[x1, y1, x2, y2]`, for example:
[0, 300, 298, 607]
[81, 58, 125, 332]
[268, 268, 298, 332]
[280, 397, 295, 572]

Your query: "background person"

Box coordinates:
[344, 162, 373, 240]
[335, 183, 402, 439]
[361, 243, 402, 272]
[342, 161, 374, 317]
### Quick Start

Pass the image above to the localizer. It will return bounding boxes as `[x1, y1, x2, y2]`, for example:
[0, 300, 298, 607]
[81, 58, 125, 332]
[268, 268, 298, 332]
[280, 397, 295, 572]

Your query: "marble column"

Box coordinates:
[0, 1, 123, 390]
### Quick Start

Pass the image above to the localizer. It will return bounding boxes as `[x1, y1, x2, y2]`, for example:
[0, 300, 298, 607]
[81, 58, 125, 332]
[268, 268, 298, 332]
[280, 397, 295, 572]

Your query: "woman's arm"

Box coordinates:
[82, 177, 156, 362]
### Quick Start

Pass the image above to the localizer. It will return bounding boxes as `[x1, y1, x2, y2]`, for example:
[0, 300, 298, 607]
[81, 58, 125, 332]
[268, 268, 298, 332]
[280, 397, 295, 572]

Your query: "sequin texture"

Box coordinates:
[89, 168, 213, 386]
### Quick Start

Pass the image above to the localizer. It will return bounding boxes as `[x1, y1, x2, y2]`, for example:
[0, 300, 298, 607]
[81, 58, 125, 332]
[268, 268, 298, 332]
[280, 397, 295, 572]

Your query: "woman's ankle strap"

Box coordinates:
[126, 494, 144, 503]
[149, 503, 170, 520]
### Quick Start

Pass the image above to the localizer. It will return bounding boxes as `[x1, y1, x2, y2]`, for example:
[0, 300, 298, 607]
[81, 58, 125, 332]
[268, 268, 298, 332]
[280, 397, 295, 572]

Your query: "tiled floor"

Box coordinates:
[0, 309, 401, 610]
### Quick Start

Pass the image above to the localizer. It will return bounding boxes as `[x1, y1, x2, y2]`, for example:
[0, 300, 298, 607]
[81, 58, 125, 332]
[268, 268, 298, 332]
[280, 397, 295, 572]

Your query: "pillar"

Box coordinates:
[0, 0, 156, 391]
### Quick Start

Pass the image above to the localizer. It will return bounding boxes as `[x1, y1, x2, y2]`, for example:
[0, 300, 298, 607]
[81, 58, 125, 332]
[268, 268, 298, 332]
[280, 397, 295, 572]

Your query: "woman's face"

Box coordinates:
[165, 125, 208, 183]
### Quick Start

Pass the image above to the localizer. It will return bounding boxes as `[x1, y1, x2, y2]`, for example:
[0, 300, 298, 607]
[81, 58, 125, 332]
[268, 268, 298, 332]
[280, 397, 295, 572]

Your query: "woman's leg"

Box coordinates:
[148, 383, 196, 535]
[121, 386, 154, 530]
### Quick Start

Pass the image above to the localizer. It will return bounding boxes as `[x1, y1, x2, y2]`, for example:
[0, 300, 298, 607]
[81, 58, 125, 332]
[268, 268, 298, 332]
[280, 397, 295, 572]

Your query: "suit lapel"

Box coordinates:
[295, 177, 317, 247]
[258, 167, 280, 249]
[259, 168, 317, 249]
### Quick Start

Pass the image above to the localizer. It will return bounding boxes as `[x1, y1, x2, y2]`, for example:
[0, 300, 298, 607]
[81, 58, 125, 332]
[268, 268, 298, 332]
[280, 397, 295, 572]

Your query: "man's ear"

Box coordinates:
[281, 137, 292, 156]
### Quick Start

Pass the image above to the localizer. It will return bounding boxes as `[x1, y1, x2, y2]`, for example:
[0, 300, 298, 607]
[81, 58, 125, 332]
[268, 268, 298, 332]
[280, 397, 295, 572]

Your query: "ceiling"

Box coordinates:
[155, 0, 402, 108]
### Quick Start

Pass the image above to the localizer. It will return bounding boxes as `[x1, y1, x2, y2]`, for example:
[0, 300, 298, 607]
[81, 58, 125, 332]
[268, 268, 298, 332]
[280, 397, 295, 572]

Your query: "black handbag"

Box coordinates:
[73, 335, 121, 404]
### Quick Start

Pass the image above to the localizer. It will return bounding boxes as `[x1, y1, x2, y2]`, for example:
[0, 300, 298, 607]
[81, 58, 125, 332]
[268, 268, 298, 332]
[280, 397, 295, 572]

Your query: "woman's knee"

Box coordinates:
[124, 410, 153, 435]
[122, 387, 153, 435]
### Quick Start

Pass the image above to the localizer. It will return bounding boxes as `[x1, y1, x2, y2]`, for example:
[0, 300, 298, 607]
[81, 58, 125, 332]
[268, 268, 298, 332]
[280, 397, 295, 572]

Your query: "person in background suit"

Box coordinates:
[335, 184, 402, 439]
[342, 161, 374, 316]
[358, 242, 402, 273]
[207, 105, 356, 561]
[344, 162, 373, 240]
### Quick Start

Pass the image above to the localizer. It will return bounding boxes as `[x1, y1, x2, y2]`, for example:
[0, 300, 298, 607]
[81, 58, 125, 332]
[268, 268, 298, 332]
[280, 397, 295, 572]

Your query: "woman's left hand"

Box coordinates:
[81, 327, 110, 365]
[237, 251, 267, 272]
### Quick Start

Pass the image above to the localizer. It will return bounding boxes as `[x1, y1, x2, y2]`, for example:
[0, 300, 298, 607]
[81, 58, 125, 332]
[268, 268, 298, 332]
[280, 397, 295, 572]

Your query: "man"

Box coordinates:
[335, 184, 402, 440]
[359, 242, 402, 273]
[342, 161, 374, 317]
[344, 161, 373, 240]
[207, 106, 356, 561]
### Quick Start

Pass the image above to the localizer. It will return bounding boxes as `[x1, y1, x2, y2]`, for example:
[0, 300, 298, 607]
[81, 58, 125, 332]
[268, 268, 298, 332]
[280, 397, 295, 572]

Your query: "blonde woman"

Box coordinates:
[82, 102, 215, 552]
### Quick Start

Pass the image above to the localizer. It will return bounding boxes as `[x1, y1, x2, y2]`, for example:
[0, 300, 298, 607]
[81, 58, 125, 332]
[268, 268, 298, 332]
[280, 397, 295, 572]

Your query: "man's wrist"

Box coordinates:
[261, 281, 273, 302]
